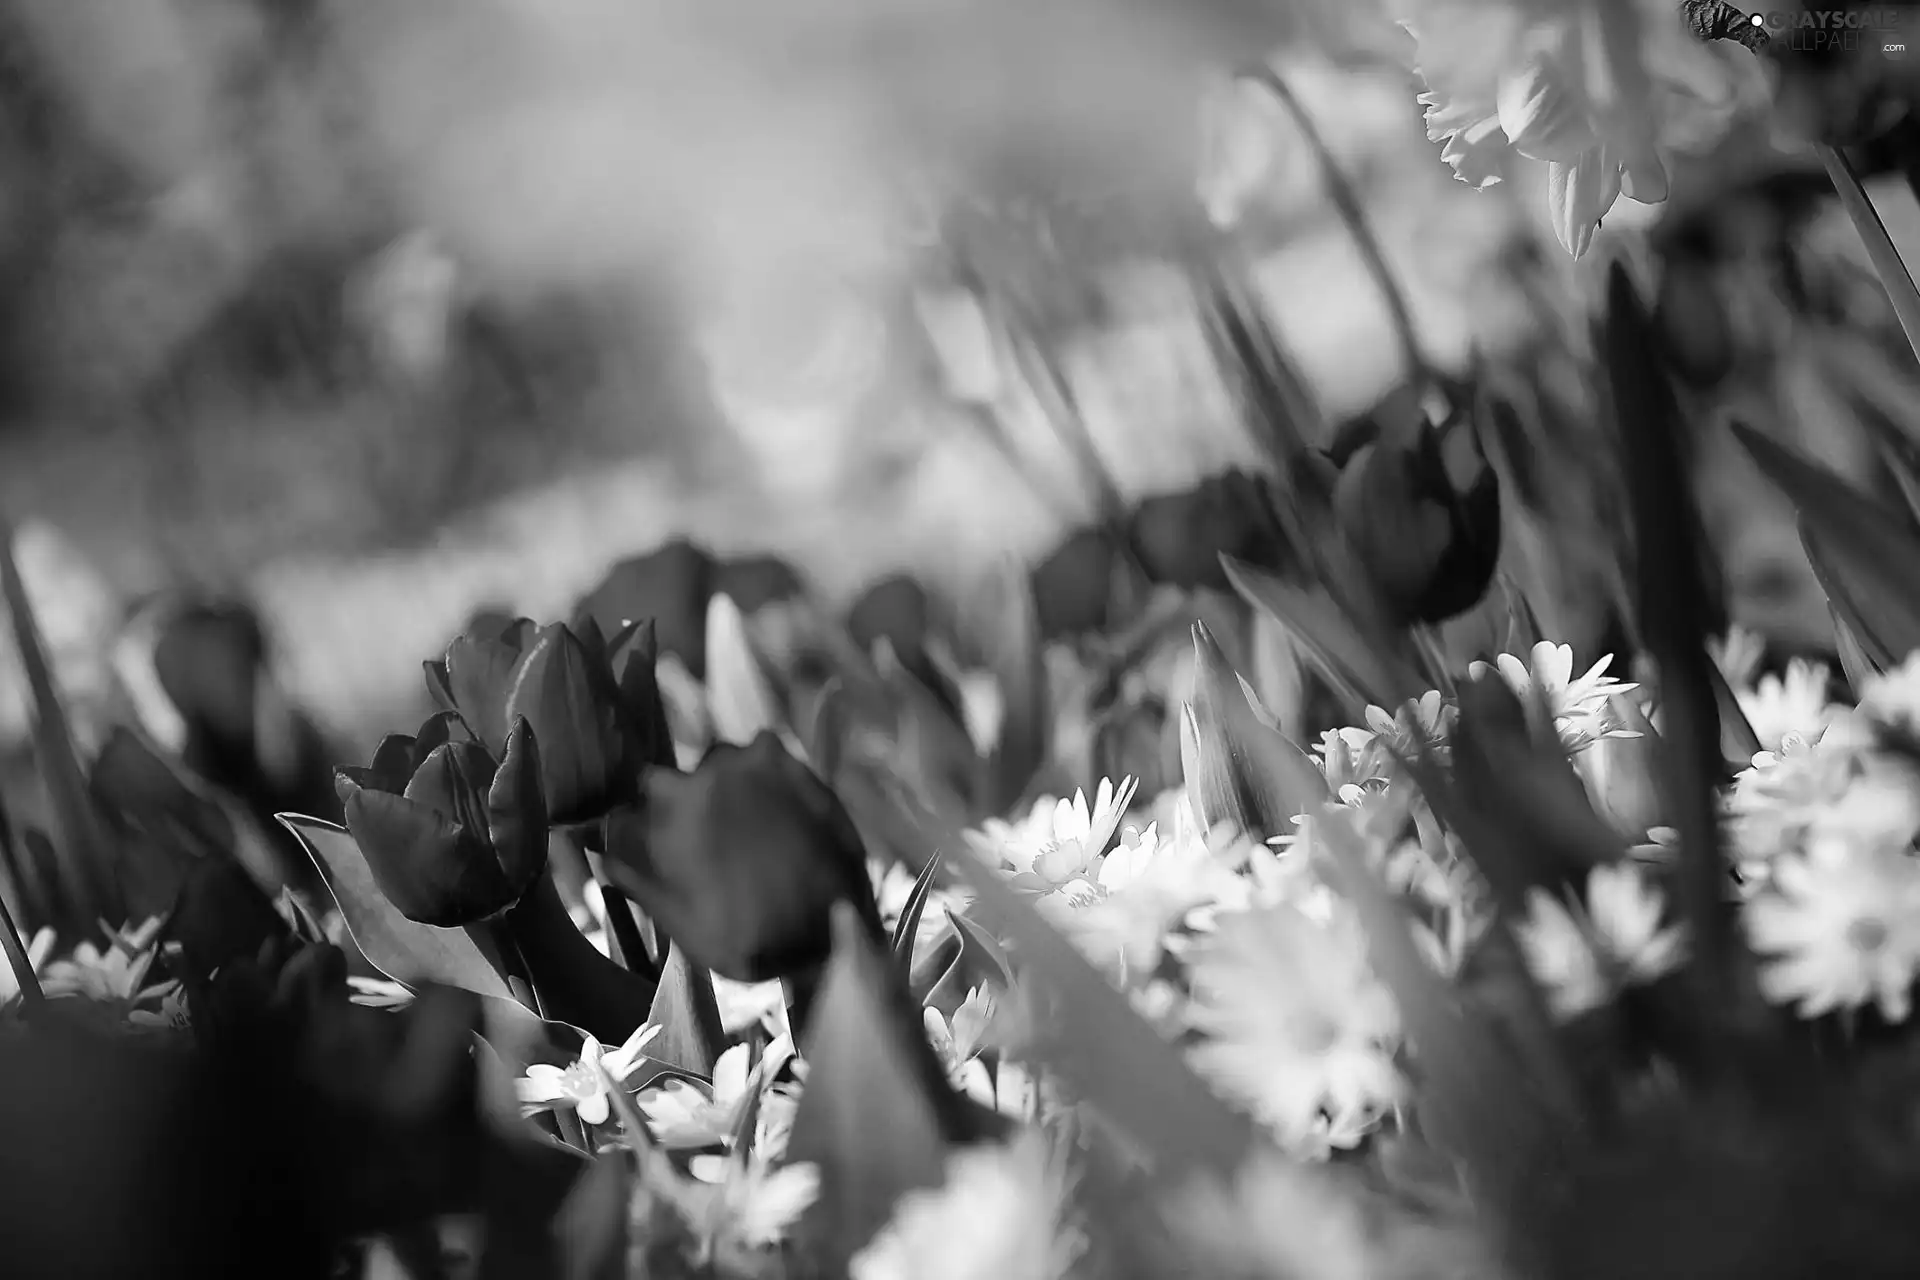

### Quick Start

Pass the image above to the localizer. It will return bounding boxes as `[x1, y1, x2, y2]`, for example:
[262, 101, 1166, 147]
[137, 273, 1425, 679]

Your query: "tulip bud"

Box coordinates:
[337, 717, 549, 926]
[846, 575, 958, 715]
[573, 537, 717, 679]
[1129, 470, 1288, 591]
[602, 731, 883, 982]
[1322, 398, 1500, 626]
[1029, 527, 1118, 639]
[427, 617, 667, 823]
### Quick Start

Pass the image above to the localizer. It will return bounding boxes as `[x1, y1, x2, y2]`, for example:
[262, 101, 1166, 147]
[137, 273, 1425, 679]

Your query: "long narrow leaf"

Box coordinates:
[1221, 556, 1423, 713]
[1818, 144, 1920, 365]
[890, 850, 943, 978]
[1733, 422, 1920, 665]
[1606, 269, 1771, 1044]
[0, 524, 114, 925]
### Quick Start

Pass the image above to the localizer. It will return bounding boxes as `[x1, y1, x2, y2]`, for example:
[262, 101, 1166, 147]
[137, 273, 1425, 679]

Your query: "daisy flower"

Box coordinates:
[849, 1133, 1081, 1280]
[1738, 658, 1842, 754]
[677, 1154, 821, 1258]
[516, 1023, 662, 1127]
[1313, 725, 1394, 791]
[127, 983, 191, 1031]
[637, 1037, 798, 1152]
[711, 976, 789, 1036]
[1745, 838, 1920, 1022]
[1515, 862, 1687, 1020]
[41, 918, 172, 1005]
[1185, 902, 1401, 1153]
[1174, 1153, 1380, 1280]
[1858, 650, 1920, 741]
[0, 926, 55, 1006]
[1362, 690, 1455, 758]
[970, 777, 1139, 892]
[1469, 642, 1638, 753]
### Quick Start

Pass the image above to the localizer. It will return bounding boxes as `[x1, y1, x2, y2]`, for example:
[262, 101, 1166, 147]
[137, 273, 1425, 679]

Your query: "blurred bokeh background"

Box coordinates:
[0, 0, 1909, 751]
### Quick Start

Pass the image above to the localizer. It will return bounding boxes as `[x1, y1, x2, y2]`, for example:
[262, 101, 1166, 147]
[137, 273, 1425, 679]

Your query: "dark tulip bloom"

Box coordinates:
[1030, 527, 1118, 639]
[845, 575, 956, 713]
[335, 716, 549, 926]
[1323, 397, 1501, 626]
[424, 617, 669, 822]
[573, 537, 717, 679]
[1128, 469, 1288, 591]
[713, 554, 805, 614]
[602, 731, 883, 983]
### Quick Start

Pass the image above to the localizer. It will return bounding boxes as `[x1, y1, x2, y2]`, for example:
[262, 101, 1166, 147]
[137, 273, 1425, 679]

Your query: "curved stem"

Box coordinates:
[0, 891, 44, 1013]
[1239, 63, 1431, 388]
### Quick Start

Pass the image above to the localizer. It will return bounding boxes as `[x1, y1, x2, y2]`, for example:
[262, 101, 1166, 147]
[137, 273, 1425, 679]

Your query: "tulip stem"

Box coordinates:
[1237, 63, 1431, 390]
[601, 880, 656, 980]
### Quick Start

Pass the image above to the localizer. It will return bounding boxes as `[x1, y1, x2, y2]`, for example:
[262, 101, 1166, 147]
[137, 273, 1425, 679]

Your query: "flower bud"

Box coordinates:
[573, 537, 717, 679]
[337, 717, 549, 926]
[602, 731, 883, 982]
[1129, 470, 1288, 591]
[1029, 527, 1119, 639]
[1323, 397, 1500, 626]
[426, 617, 668, 823]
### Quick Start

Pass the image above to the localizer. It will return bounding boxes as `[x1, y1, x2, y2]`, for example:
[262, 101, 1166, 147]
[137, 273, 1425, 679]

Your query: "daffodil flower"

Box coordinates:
[516, 1024, 662, 1127]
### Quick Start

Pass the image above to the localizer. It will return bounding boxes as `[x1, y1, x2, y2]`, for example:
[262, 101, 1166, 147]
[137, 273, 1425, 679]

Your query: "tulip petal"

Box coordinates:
[343, 789, 511, 926]
[486, 718, 551, 897]
[504, 625, 622, 823]
[445, 627, 534, 756]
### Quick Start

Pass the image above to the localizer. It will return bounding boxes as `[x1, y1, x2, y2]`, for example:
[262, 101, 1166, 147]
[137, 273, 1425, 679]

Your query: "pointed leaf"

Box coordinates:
[1220, 556, 1422, 715]
[1834, 607, 1880, 696]
[0, 524, 115, 924]
[1608, 269, 1769, 1041]
[890, 850, 943, 978]
[786, 906, 968, 1272]
[1733, 421, 1920, 665]
[874, 638, 977, 816]
[644, 942, 727, 1077]
[1184, 622, 1328, 839]
[1817, 144, 1920, 367]
[277, 813, 515, 1000]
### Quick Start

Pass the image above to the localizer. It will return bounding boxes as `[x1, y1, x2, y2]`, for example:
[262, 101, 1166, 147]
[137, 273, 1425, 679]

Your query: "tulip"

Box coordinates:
[1129, 470, 1288, 591]
[846, 575, 958, 715]
[425, 616, 669, 823]
[336, 716, 549, 926]
[602, 731, 883, 983]
[713, 554, 804, 614]
[573, 537, 718, 678]
[1029, 527, 1119, 639]
[1319, 395, 1500, 626]
[1579, 694, 1664, 841]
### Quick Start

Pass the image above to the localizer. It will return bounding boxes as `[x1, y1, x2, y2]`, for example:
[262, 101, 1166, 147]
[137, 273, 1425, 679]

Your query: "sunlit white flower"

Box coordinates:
[677, 1154, 821, 1259]
[1400, 0, 1746, 257]
[1362, 690, 1454, 758]
[638, 1037, 797, 1153]
[1516, 862, 1687, 1020]
[1710, 625, 1767, 691]
[1514, 888, 1607, 1021]
[1745, 838, 1920, 1022]
[0, 926, 55, 1006]
[925, 987, 996, 1086]
[127, 983, 191, 1031]
[1470, 642, 1638, 753]
[1174, 1152, 1382, 1280]
[1186, 903, 1401, 1152]
[970, 777, 1139, 892]
[1739, 658, 1841, 754]
[711, 976, 789, 1035]
[516, 1024, 662, 1127]
[41, 918, 170, 1005]
[1859, 650, 1920, 740]
[850, 1133, 1080, 1280]
[1730, 738, 1920, 869]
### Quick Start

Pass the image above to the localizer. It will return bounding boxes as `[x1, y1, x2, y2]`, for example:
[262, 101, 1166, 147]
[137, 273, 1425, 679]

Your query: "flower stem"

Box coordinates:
[1238, 63, 1431, 389]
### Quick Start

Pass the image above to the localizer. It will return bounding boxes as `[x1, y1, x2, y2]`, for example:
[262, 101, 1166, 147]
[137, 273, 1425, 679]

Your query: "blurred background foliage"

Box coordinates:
[0, 0, 1910, 749]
